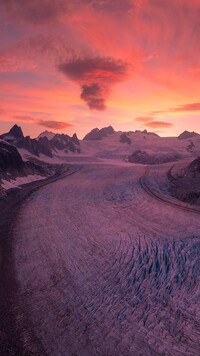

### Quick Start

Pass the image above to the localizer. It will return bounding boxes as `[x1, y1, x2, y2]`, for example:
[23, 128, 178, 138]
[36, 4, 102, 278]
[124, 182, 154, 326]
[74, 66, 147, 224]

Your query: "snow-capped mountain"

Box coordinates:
[0, 125, 80, 160]
[0, 125, 80, 195]
[1, 124, 200, 196]
[37, 130, 56, 141]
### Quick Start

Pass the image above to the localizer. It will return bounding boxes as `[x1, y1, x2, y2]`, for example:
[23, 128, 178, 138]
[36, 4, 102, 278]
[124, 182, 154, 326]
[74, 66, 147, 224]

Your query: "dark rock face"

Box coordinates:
[38, 137, 53, 157]
[17, 136, 52, 157]
[178, 130, 198, 140]
[169, 157, 200, 205]
[83, 126, 115, 140]
[0, 141, 55, 194]
[1, 125, 80, 157]
[72, 133, 80, 146]
[186, 140, 195, 152]
[187, 156, 200, 175]
[9, 124, 24, 139]
[120, 133, 131, 144]
[0, 141, 24, 173]
[129, 150, 181, 165]
[83, 128, 100, 140]
[50, 134, 80, 153]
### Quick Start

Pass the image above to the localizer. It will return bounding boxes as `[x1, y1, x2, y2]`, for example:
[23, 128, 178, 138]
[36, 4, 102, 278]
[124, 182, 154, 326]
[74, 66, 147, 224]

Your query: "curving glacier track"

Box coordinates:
[11, 163, 200, 355]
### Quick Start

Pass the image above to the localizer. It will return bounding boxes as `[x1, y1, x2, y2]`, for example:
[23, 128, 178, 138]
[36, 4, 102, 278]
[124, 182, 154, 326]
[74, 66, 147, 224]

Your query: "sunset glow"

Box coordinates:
[1, 0, 200, 137]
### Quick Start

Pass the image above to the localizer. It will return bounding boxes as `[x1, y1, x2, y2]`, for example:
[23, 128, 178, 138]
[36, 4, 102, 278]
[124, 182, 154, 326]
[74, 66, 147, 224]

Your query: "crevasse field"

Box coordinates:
[14, 159, 200, 355]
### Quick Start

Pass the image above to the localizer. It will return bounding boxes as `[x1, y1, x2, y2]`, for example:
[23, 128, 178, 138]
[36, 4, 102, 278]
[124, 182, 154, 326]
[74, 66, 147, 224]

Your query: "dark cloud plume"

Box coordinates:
[58, 57, 127, 82]
[38, 120, 73, 129]
[81, 83, 106, 111]
[58, 56, 128, 110]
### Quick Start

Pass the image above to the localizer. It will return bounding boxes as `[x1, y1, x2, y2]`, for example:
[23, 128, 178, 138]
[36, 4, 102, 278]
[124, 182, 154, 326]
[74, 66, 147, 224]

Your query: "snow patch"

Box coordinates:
[1, 175, 46, 190]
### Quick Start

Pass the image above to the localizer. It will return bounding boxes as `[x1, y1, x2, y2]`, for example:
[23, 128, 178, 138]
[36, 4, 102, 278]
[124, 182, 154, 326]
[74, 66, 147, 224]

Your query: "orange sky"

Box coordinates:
[1, 0, 200, 138]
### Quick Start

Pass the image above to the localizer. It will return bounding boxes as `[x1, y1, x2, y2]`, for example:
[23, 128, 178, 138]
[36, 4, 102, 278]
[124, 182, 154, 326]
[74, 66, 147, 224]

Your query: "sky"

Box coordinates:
[1, 0, 200, 138]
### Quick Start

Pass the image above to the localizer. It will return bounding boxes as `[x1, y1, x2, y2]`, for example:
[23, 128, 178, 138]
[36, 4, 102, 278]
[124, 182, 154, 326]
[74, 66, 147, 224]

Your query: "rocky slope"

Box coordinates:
[0, 125, 80, 158]
[169, 157, 200, 205]
[128, 150, 181, 165]
[0, 140, 55, 196]
[120, 133, 131, 144]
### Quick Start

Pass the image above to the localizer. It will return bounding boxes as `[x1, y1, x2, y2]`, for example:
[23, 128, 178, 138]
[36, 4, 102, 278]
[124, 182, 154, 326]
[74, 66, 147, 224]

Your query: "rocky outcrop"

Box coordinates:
[120, 133, 131, 144]
[71, 133, 80, 146]
[0, 141, 24, 173]
[169, 157, 200, 205]
[187, 156, 200, 175]
[83, 126, 115, 140]
[128, 150, 181, 165]
[186, 140, 195, 152]
[17, 136, 52, 157]
[50, 134, 80, 153]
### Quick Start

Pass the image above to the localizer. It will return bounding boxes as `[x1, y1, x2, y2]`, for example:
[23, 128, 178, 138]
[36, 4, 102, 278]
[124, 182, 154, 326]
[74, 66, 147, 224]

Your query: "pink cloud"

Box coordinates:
[135, 116, 154, 122]
[38, 120, 73, 129]
[0, 0, 71, 26]
[150, 102, 200, 115]
[145, 121, 174, 129]
[0, 34, 74, 73]
[172, 102, 200, 112]
[13, 115, 34, 122]
[1, 0, 200, 135]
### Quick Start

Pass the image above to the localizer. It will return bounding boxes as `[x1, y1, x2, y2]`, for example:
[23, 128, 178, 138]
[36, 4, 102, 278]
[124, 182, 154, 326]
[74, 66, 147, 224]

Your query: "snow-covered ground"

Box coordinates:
[1, 175, 46, 190]
[17, 130, 200, 166]
[14, 161, 200, 355]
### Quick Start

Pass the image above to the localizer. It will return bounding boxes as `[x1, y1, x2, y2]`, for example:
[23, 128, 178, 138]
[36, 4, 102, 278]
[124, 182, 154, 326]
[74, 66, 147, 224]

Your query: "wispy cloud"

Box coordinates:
[172, 102, 200, 112]
[38, 120, 73, 129]
[0, 34, 74, 73]
[145, 121, 173, 129]
[13, 115, 34, 122]
[150, 102, 200, 115]
[0, 0, 71, 26]
[135, 116, 154, 122]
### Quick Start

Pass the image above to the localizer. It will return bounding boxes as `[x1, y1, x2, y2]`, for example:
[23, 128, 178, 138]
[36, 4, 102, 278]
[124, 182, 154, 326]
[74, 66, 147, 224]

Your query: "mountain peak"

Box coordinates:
[83, 126, 115, 140]
[9, 124, 24, 139]
[37, 130, 56, 141]
[178, 130, 198, 140]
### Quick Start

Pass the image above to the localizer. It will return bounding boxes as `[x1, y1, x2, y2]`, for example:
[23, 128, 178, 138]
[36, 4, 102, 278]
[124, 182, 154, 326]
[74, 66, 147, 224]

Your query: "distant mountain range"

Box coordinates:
[0, 124, 80, 158]
[1, 124, 200, 197]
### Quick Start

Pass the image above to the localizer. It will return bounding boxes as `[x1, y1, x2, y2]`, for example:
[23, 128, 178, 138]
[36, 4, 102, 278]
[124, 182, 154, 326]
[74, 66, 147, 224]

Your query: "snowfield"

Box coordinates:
[13, 161, 200, 355]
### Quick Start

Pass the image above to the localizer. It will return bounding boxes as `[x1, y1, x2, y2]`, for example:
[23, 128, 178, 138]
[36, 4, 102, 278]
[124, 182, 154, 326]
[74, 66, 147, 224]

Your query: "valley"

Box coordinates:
[0, 126, 200, 355]
[1, 160, 199, 355]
